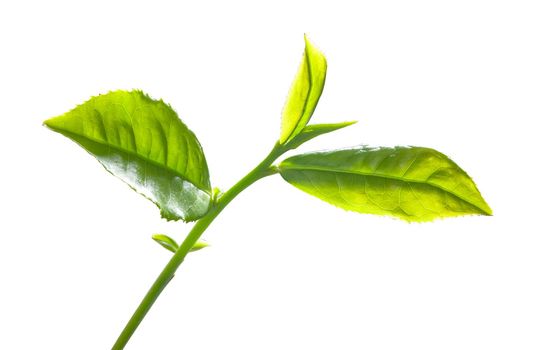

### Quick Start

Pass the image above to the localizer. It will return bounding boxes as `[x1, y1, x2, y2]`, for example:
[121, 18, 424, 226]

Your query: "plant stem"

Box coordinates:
[112, 143, 285, 349]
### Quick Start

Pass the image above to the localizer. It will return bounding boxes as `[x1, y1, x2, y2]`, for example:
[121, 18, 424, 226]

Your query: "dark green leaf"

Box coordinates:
[286, 121, 357, 149]
[280, 35, 327, 144]
[279, 146, 492, 222]
[44, 90, 211, 222]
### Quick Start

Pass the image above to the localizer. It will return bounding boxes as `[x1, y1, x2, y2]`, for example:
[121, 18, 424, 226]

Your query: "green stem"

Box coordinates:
[112, 143, 285, 349]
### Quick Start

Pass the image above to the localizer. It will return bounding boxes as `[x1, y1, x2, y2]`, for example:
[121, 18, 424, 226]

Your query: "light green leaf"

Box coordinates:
[152, 234, 209, 253]
[152, 234, 179, 253]
[280, 35, 327, 144]
[279, 146, 492, 222]
[286, 121, 357, 149]
[44, 90, 211, 222]
[190, 240, 209, 252]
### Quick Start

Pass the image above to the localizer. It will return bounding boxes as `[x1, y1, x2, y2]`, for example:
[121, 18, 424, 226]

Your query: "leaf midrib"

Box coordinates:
[48, 125, 210, 194]
[284, 48, 314, 143]
[279, 163, 489, 214]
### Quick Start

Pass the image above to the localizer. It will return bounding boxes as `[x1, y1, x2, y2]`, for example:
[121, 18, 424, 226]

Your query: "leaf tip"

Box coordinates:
[480, 202, 493, 216]
[43, 115, 60, 130]
[303, 34, 316, 50]
[303, 34, 327, 65]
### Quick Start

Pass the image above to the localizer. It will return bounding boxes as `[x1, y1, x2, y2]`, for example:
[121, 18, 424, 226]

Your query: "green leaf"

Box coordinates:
[152, 234, 179, 253]
[190, 240, 209, 252]
[44, 90, 211, 222]
[279, 146, 492, 222]
[152, 234, 209, 253]
[280, 35, 327, 144]
[285, 121, 357, 149]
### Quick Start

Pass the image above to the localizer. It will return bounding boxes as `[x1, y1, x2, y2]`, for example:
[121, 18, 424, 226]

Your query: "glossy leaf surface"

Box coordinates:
[280, 35, 327, 144]
[279, 146, 492, 222]
[286, 121, 357, 149]
[44, 90, 211, 221]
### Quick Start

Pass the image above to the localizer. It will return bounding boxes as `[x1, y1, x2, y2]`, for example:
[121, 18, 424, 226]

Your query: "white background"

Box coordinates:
[1, 1, 543, 349]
